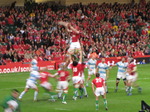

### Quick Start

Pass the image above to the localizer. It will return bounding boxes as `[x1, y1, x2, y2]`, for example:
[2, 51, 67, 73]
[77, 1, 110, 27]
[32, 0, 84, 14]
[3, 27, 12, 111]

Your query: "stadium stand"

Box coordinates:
[0, 0, 149, 65]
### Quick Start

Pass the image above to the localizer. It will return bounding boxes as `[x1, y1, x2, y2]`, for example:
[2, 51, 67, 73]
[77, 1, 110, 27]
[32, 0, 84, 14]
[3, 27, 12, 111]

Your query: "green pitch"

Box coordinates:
[0, 64, 150, 112]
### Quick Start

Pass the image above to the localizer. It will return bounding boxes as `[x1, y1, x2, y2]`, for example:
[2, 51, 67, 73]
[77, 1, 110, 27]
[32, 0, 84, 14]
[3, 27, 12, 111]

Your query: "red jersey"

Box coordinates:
[57, 70, 69, 81]
[81, 63, 86, 74]
[40, 72, 52, 83]
[71, 31, 80, 42]
[92, 77, 104, 88]
[71, 63, 82, 77]
[128, 62, 136, 75]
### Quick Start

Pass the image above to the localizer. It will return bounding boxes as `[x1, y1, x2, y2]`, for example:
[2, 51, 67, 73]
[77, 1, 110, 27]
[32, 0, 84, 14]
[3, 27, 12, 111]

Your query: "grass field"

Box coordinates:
[0, 64, 150, 112]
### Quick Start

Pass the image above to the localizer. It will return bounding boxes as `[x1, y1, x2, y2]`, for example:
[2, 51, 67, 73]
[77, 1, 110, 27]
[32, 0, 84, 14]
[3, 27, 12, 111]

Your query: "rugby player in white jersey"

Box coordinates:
[111, 57, 128, 92]
[31, 55, 38, 66]
[96, 58, 109, 93]
[86, 54, 97, 87]
[19, 65, 40, 101]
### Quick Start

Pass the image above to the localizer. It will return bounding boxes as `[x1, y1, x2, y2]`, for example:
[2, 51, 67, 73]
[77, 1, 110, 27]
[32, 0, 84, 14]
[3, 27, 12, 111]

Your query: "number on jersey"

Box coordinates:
[96, 78, 102, 83]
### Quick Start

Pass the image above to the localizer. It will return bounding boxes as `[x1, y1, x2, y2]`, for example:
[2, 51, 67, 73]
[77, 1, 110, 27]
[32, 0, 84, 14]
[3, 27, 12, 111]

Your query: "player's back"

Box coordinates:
[40, 72, 50, 83]
[128, 62, 136, 75]
[71, 63, 82, 77]
[92, 77, 104, 88]
[58, 70, 69, 81]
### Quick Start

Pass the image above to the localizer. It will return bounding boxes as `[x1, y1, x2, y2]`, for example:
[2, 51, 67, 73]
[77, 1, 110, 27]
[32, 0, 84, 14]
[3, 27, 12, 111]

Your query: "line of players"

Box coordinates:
[18, 21, 142, 111]
[18, 52, 142, 108]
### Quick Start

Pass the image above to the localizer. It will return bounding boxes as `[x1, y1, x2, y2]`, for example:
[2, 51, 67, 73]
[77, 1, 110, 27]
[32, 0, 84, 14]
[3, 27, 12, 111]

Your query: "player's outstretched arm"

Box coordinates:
[79, 50, 83, 63]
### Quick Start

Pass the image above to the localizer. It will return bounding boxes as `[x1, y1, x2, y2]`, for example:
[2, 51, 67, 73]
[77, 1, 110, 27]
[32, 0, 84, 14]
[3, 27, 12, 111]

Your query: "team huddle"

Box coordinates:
[3, 21, 142, 112]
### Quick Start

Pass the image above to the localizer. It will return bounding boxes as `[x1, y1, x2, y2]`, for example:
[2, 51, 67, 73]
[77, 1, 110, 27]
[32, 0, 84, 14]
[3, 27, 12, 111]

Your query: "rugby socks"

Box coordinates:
[104, 99, 108, 108]
[62, 93, 67, 102]
[116, 86, 118, 90]
[106, 86, 108, 93]
[95, 100, 99, 110]
[83, 86, 88, 96]
[49, 92, 57, 100]
[19, 91, 26, 99]
[58, 90, 63, 98]
[34, 91, 38, 101]
[74, 88, 78, 97]
[127, 86, 132, 95]
[79, 88, 84, 96]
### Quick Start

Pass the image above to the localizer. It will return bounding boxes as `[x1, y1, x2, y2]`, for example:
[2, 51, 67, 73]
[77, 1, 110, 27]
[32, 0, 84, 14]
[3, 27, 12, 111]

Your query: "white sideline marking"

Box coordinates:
[54, 108, 71, 111]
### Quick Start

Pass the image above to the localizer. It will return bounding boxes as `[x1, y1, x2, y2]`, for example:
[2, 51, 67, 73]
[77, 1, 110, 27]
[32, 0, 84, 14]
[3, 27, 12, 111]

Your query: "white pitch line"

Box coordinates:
[54, 108, 71, 111]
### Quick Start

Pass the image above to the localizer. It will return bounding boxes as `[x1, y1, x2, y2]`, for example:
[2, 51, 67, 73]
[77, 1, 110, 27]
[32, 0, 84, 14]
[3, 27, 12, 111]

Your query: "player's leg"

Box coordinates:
[79, 84, 84, 98]
[131, 75, 142, 93]
[19, 87, 29, 100]
[73, 83, 80, 100]
[101, 74, 108, 93]
[56, 83, 63, 99]
[94, 88, 100, 110]
[81, 75, 88, 97]
[102, 93, 108, 110]
[33, 86, 39, 101]
[126, 80, 132, 96]
[19, 81, 31, 100]
[123, 78, 128, 92]
[61, 82, 69, 104]
[86, 70, 92, 87]
[115, 78, 120, 92]
[72, 77, 81, 100]
[95, 96, 99, 110]
[42, 82, 56, 101]
[132, 81, 142, 93]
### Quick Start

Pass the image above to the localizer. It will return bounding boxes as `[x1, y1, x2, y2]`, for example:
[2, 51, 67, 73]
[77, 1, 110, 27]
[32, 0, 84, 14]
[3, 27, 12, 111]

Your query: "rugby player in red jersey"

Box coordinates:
[126, 58, 142, 96]
[54, 64, 70, 104]
[39, 68, 56, 101]
[92, 73, 108, 110]
[70, 51, 83, 100]
[58, 21, 82, 55]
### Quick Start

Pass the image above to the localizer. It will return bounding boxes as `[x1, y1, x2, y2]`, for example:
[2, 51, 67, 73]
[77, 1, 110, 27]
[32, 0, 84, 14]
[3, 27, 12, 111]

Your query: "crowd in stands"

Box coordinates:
[0, 0, 150, 65]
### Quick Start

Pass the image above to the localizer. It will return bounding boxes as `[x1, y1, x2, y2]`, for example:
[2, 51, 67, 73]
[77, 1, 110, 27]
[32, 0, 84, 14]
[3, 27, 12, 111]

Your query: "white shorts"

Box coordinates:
[70, 42, 81, 49]
[4, 108, 13, 112]
[80, 73, 85, 84]
[88, 69, 96, 75]
[127, 73, 138, 82]
[72, 76, 81, 84]
[25, 80, 37, 89]
[57, 81, 69, 90]
[95, 87, 105, 96]
[100, 73, 106, 80]
[40, 82, 52, 90]
[117, 72, 126, 79]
